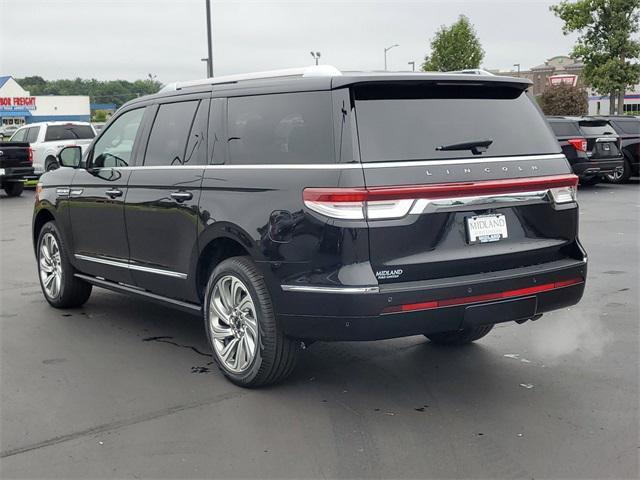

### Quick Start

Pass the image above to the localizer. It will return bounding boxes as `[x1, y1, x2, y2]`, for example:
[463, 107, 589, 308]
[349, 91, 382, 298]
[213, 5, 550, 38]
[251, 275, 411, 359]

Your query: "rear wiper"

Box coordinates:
[436, 139, 493, 155]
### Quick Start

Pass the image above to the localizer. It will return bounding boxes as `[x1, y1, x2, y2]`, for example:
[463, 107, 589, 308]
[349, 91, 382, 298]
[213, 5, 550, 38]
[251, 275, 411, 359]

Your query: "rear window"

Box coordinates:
[611, 119, 640, 136]
[44, 125, 95, 142]
[227, 92, 333, 165]
[578, 121, 616, 136]
[353, 83, 560, 162]
[548, 120, 581, 137]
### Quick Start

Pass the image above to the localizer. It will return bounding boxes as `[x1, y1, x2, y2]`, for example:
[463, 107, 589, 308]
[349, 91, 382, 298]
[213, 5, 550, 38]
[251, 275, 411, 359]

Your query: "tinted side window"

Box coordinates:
[183, 99, 209, 166]
[612, 119, 640, 136]
[549, 121, 581, 137]
[44, 125, 95, 142]
[91, 108, 145, 168]
[26, 126, 40, 143]
[144, 101, 199, 166]
[227, 92, 333, 165]
[10, 128, 27, 142]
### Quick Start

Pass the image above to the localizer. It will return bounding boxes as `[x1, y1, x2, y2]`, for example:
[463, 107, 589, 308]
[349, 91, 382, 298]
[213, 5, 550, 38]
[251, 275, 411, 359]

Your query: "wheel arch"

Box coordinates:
[32, 208, 56, 253]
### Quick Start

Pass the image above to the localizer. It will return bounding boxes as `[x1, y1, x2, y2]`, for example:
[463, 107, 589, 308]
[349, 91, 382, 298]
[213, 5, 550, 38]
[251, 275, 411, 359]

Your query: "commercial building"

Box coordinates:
[0, 76, 90, 127]
[492, 56, 640, 115]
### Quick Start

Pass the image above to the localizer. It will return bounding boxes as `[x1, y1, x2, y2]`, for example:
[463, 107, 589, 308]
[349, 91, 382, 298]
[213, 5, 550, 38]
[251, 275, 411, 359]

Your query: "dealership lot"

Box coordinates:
[0, 184, 638, 478]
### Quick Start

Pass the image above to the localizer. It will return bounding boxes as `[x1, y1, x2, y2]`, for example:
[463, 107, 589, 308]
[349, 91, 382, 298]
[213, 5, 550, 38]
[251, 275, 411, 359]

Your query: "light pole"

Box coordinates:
[408, 61, 415, 72]
[384, 44, 399, 71]
[513, 63, 521, 77]
[205, 0, 213, 77]
[310, 51, 321, 65]
[201, 58, 209, 77]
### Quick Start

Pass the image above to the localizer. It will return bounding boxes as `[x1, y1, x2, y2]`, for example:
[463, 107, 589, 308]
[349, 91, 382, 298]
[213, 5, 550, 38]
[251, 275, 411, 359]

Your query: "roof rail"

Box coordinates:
[161, 65, 342, 92]
[448, 69, 496, 76]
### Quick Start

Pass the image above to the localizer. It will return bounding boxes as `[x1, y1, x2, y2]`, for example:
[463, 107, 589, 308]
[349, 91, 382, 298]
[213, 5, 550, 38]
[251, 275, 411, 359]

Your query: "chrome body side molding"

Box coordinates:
[74, 254, 188, 279]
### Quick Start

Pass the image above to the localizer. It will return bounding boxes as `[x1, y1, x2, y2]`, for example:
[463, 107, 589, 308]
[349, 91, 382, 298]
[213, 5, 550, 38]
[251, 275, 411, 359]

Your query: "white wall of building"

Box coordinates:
[33, 95, 90, 116]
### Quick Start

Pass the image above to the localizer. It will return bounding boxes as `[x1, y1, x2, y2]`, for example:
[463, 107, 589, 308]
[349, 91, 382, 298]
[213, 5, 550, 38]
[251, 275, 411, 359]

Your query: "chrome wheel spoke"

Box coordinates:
[39, 233, 62, 299]
[209, 274, 259, 373]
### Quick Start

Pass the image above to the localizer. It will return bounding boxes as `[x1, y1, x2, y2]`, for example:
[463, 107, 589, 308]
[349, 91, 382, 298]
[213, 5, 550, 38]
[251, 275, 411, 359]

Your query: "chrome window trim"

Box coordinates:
[281, 285, 379, 294]
[74, 254, 187, 279]
[103, 153, 565, 171]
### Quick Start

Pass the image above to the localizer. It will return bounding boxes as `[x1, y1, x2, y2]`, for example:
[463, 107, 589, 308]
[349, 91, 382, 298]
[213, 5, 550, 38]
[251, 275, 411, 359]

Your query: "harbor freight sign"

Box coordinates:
[0, 97, 37, 110]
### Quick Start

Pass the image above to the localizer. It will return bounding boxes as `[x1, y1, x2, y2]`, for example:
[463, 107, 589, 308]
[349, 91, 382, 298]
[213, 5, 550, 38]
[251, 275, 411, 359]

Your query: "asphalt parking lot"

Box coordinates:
[0, 183, 638, 479]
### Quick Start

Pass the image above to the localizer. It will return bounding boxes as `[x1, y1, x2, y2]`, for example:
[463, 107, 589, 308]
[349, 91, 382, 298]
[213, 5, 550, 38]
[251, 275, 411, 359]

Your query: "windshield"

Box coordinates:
[353, 83, 559, 162]
[44, 125, 95, 142]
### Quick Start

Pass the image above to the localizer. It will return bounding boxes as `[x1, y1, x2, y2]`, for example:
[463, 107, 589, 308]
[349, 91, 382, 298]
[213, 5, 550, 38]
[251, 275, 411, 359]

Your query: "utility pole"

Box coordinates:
[310, 51, 321, 65]
[205, 0, 213, 77]
[513, 63, 521, 77]
[408, 61, 415, 72]
[384, 44, 399, 71]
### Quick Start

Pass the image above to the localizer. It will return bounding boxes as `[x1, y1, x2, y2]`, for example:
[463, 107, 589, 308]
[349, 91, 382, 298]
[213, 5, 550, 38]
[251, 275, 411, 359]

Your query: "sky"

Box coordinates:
[1, 0, 579, 84]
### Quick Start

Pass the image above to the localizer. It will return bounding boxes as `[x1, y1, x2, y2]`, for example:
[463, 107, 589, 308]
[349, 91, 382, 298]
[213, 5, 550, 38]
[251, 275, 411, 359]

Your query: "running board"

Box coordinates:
[74, 273, 202, 314]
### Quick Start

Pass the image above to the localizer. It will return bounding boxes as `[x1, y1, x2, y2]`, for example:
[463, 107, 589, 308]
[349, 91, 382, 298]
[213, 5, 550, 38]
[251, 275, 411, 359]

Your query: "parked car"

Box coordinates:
[10, 121, 96, 175]
[0, 124, 20, 141]
[599, 116, 639, 183]
[33, 66, 587, 387]
[546, 116, 624, 185]
[0, 142, 34, 197]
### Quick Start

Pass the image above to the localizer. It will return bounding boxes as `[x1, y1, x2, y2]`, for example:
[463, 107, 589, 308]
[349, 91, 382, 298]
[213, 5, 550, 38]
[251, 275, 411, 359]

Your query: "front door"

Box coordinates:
[124, 97, 209, 301]
[69, 107, 146, 284]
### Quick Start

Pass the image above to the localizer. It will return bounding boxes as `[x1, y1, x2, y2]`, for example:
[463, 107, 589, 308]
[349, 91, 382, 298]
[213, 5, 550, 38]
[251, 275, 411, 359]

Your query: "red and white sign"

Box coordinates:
[0, 97, 37, 111]
[548, 75, 578, 87]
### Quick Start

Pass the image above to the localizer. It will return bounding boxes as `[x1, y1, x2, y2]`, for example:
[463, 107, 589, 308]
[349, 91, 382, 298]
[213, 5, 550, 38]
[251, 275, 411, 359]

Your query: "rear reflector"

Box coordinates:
[382, 277, 584, 314]
[304, 174, 579, 220]
[27, 147, 33, 164]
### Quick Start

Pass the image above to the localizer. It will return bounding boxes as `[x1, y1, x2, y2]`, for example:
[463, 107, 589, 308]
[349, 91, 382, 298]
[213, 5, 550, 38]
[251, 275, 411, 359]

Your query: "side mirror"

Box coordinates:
[58, 146, 82, 168]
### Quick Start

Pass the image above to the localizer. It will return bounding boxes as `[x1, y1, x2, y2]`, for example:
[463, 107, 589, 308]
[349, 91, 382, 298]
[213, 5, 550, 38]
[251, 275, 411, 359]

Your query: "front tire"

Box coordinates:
[425, 324, 494, 346]
[37, 221, 92, 308]
[4, 181, 24, 197]
[204, 256, 300, 387]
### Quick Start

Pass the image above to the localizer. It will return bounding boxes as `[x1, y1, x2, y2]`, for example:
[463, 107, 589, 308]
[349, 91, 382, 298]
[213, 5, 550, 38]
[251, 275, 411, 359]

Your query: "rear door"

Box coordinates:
[124, 96, 209, 301]
[351, 81, 578, 283]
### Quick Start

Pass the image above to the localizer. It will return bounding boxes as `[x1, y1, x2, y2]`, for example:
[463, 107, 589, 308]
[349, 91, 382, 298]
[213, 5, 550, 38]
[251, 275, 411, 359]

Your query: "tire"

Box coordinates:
[580, 176, 599, 186]
[204, 256, 300, 387]
[36, 221, 92, 308]
[3, 181, 24, 197]
[605, 158, 632, 184]
[45, 156, 58, 172]
[425, 324, 494, 346]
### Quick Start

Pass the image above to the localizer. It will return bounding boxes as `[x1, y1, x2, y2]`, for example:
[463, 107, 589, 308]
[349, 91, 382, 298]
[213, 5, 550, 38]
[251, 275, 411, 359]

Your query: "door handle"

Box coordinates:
[170, 191, 193, 202]
[105, 188, 123, 198]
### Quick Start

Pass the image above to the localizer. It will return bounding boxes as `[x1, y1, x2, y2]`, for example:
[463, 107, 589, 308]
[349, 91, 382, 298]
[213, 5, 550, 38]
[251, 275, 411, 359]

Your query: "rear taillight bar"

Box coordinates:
[27, 147, 33, 164]
[303, 174, 579, 220]
[382, 277, 584, 314]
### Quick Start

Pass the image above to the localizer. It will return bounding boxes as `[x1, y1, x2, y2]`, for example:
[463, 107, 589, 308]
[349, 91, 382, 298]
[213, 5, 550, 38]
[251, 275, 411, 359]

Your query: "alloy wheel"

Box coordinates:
[39, 233, 62, 299]
[208, 275, 259, 373]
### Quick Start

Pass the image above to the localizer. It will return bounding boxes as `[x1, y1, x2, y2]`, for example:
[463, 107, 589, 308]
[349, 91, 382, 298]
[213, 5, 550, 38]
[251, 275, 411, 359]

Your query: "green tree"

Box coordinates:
[551, 0, 640, 114]
[422, 15, 485, 72]
[539, 84, 589, 115]
[92, 110, 108, 122]
[14, 77, 163, 108]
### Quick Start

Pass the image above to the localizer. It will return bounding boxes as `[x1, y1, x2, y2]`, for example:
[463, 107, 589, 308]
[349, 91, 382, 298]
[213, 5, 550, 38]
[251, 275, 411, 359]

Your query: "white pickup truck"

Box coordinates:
[9, 121, 96, 175]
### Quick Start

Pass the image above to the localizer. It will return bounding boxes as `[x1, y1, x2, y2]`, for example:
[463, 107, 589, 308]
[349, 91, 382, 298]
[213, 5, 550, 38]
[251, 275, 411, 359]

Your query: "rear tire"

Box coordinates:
[37, 221, 92, 308]
[605, 158, 632, 184]
[3, 181, 24, 197]
[45, 156, 58, 172]
[425, 324, 494, 346]
[204, 256, 300, 387]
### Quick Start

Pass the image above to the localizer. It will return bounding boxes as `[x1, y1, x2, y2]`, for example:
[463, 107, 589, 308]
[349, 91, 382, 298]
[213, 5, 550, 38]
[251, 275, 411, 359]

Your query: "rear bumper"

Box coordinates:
[0, 167, 34, 182]
[279, 257, 587, 341]
[572, 158, 623, 177]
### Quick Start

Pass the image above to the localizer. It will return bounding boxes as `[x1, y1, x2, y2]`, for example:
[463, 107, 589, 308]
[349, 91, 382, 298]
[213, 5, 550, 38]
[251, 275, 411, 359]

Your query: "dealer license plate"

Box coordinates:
[466, 214, 508, 244]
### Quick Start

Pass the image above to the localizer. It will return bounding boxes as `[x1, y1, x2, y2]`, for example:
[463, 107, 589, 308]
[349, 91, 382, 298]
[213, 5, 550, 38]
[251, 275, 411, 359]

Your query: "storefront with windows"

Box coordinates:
[0, 76, 90, 126]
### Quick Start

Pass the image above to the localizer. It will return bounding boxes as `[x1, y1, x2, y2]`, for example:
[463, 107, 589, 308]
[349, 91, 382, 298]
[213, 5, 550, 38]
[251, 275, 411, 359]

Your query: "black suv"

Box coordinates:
[600, 116, 639, 183]
[33, 67, 587, 387]
[546, 116, 624, 185]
